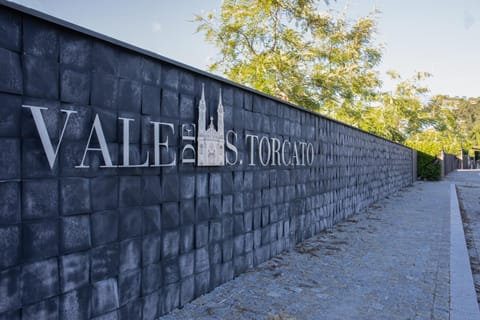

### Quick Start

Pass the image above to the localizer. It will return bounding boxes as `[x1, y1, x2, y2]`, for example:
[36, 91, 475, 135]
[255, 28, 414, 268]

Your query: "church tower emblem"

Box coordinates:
[197, 84, 225, 166]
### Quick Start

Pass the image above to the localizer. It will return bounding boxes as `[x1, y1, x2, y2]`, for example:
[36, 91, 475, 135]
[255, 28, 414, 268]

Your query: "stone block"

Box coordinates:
[209, 220, 222, 243]
[22, 179, 58, 220]
[210, 243, 222, 265]
[179, 252, 194, 278]
[0, 8, 21, 51]
[0, 48, 22, 94]
[141, 263, 162, 295]
[162, 230, 180, 259]
[244, 210, 253, 232]
[142, 291, 159, 320]
[0, 138, 20, 180]
[222, 172, 233, 194]
[196, 174, 208, 198]
[234, 235, 245, 256]
[222, 261, 234, 282]
[195, 222, 208, 249]
[91, 72, 118, 109]
[59, 286, 90, 320]
[91, 243, 119, 282]
[180, 200, 194, 225]
[244, 232, 253, 253]
[161, 88, 179, 118]
[0, 182, 20, 225]
[60, 68, 90, 104]
[196, 197, 209, 222]
[143, 206, 161, 234]
[194, 270, 210, 297]
[162, 174, 179, 202]
[0, 93, 21, 137]
[92, 42, 118, 75]
[91, 210, 118, 246]
[234, 214, 245, 235]
[223, 216, 234, 239]
[162, 202, 179, 229]
[23, 17, 57, 58]
[253, 229, 261, 249]
[22, 297, 58, 320]
[234, 255, 246, 276]
[180, 224, 194, 254]
[222, 239, 233, 262]
[194, 247, 209, 273]
[61, 215, 91, 253]
[22, 221, 58, 261]
[180, 276, 194, 306]
[118, 79, 141, 113]
[262, 206, 270, 227]
[118, 51, 142, 81]
[119, 176, 141, 207]
[119, 207, 142, 240]
[61, 178, 90, 215]
[210, 196, 222, 218]
[180, 175, 195, 200]
[119, 300, 142, 320]
[141, 175, 161, 206]
[23, 54, 58, 99]
[59, 32, 92, 68]
[209, 173, 222, 195]
[91, 176, 118, 211]
[179, 94, 194, 121]
[59, 251, 89, 293]
[163, 283, 180, 313]
[163, 257, 180, 285]
[91, 278, 119, 317]
[221, 195, 232, 215]
[119, 238, 141, 273]
[162, 66, 179, 90]
[118, 269, 141, 306]
[141, 84, 161, 115]
[0, 267, 21, 314]
[142, 57, 162, 86]
[22, 258, 59, 305]
[142, 233, 161, 266]
[234, 192, 244, 213]
[253, 208, 261, 230]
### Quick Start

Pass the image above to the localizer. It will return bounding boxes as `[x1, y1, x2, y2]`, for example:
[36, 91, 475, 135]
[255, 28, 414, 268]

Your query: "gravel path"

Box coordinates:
[161, 181, 451, 320]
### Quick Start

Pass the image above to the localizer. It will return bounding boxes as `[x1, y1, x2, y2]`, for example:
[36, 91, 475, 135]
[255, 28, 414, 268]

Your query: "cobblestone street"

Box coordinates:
[162, 180, 451, 319]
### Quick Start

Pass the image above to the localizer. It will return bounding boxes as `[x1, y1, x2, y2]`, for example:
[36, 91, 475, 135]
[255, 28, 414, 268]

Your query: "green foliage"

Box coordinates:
[195, 0, 382, 115]
[416, 151, 441, 180]
[194, 1, 480, 162]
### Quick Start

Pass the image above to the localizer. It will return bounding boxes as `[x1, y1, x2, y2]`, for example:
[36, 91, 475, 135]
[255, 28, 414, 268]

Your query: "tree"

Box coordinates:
[195, 0, 382, 117]
[358, 71, 433, 143]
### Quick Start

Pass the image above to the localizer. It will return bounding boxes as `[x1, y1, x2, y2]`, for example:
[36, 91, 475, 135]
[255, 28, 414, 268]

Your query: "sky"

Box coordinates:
[7, 0, 480, 98]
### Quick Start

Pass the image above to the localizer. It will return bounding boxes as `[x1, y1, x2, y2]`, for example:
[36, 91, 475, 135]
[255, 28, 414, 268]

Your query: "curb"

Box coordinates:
[450, 183, 480, 319]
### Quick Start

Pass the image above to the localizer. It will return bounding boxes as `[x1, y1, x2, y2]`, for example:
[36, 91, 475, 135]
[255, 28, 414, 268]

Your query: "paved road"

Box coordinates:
[161, 180, 452, 320]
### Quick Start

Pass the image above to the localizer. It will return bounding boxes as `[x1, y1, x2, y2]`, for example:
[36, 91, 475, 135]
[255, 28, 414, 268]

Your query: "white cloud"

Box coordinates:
[151, 21, 162, 33]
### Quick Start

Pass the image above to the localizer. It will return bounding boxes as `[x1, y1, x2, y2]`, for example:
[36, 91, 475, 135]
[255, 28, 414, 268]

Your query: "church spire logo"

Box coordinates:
[197, 84, 225, 166]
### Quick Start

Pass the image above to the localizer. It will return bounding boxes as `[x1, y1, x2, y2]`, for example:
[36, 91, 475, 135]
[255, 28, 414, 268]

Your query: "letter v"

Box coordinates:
[22, 105, 77, 169]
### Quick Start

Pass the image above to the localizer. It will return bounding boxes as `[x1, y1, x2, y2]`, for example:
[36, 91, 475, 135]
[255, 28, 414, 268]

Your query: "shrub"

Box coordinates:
[417, 151, 441, 180]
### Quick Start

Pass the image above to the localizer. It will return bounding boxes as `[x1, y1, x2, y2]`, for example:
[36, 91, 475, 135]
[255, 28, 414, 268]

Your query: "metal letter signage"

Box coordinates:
[21, 83, 315, 169]
[196, 84, 225, 166]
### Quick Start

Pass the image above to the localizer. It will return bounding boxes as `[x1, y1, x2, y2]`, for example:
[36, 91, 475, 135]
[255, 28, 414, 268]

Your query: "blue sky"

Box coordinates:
[8, 0, 480, 98]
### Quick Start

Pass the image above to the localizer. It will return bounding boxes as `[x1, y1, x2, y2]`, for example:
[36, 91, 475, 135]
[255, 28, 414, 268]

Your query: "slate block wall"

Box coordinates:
[0, 3, 415, 319]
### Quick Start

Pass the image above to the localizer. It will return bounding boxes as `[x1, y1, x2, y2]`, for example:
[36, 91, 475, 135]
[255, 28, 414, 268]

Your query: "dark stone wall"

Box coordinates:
[0, 3, 415, 319]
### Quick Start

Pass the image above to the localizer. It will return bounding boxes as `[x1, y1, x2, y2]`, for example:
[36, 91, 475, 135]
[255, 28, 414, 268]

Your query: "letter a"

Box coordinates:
[76, 114, 115, 168]
[22, 105, 77, 169]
